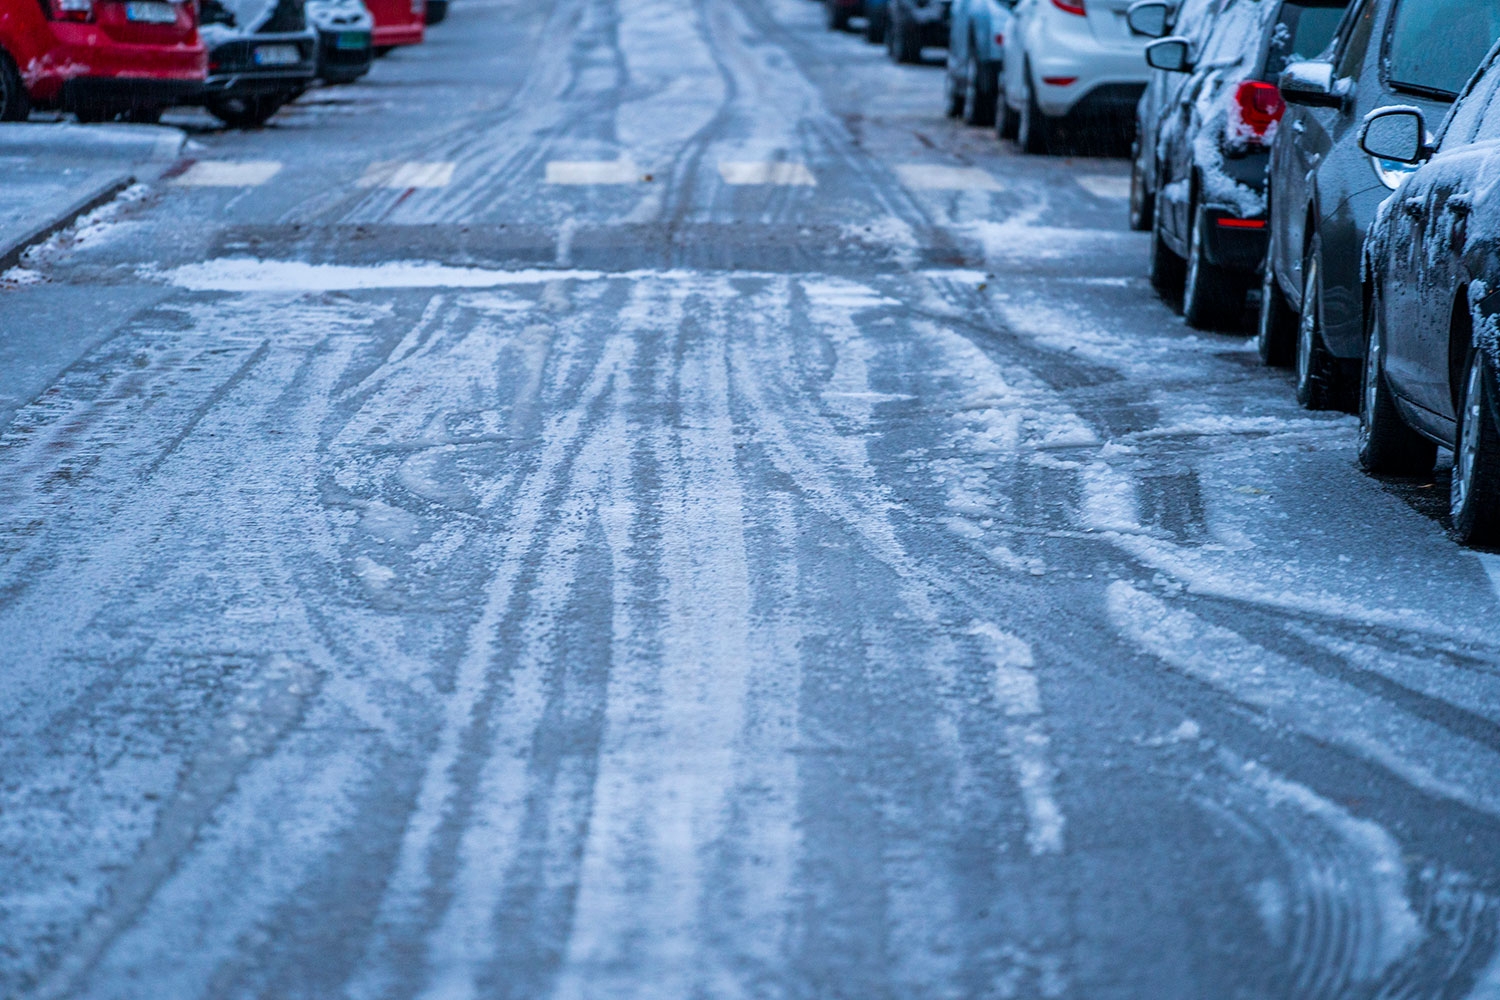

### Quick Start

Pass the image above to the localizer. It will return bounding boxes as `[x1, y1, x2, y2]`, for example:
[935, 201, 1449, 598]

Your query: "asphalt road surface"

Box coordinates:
[4, 0, 1500, 996]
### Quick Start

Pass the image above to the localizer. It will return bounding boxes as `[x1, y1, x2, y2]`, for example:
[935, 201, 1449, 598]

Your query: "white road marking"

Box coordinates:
[356, 161, 456, 188]
[894, 164, 1002, 191]
[172, 161, 282, 187]
[717, 161, 816, 186]
[1076, 174, 1132, 200]
[545, 159, 642, 184]
[972, 623, 1065, 855]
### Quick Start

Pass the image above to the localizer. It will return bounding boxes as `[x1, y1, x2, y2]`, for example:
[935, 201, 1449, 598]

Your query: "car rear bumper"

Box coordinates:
[372, 21, 424, 46]
[316, 29, 373, 81]
[202, 33, 317, 94]
[1200, 209, 1269, 272]
[1029, 15, 1148, 118]
[21, 36, 205, 104]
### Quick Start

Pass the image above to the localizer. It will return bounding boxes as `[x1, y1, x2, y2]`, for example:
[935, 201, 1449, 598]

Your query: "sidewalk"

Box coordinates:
[0, 123, 185, 271]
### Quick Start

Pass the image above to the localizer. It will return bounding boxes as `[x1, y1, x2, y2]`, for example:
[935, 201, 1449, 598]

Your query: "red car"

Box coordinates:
[365, 0, 422, 52]
[0, 0, 204, 121]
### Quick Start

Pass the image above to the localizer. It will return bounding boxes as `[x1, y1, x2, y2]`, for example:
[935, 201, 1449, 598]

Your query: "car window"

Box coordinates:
[1386, 0, 1500, 99]
[1333, 0, 1375, 79]
[1452, 56, 1500, 144]
[1267, 2, 1348, 77]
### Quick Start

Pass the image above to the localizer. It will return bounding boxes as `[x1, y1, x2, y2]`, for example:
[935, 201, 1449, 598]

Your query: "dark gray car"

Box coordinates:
[1361, 44, 1500, 545]
[1257, 0, 1500, 410]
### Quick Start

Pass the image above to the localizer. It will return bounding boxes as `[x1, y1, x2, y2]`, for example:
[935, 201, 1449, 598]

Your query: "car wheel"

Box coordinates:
[889, 3, 921, 63]
[1128, 140, 1153, 232]
[120, 106, 164, 125]
[373, 45, 396, 56]
[944, 49, 965, 117]
[826, 0, 852, 31]
[864, 5, 886, 42]
[1148, 191, 1186, 302]
[425, 0, 447, 23]
[1452, 347, 1500, 546]
[1182, 203, 1246, 331]
[1016, 66, 1054, 154]
[1358, 294, 1436, 476]
[1295, 238, 1340, 411]
[1256, 231, 1296, 368]
[0, 49, 27, 122]
[962, 49, 996, 127]
[204, 94, 287, 128]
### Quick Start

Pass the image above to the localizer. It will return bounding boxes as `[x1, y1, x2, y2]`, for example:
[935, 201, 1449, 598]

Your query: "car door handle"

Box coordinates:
[1446, 197, 1473, 216]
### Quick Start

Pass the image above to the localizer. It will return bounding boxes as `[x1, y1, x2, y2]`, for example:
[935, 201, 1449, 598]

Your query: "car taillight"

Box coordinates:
[1051, 0, 1085, 14]
[1234, 80, 1286, 144]
[48, 0, 95, 21]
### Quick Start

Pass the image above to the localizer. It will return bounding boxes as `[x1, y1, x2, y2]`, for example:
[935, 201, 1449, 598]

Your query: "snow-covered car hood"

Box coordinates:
[199, 0, 306, 39]
[306, 0, 372, 31]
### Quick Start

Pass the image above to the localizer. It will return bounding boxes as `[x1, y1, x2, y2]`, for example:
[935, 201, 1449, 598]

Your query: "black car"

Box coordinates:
[1360, 43, 1500, 545]
[306, 0, 374, 84]
[886, 0, 949, 64]
[1258, 0, 1500, 410]
[198, 0, 318, 127]
[1141, 0, 1348, 330]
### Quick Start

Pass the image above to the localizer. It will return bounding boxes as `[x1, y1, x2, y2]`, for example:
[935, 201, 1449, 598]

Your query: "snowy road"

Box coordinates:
[4, 0, 1500, 996]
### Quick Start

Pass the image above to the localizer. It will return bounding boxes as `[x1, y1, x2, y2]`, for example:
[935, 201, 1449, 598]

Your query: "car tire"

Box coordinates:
[1182, 203, 1246, 331]
[1128, 139, 1152, 232]
[1256, 237, 1296, 368]
[944, 50, 965, 117]
[205, 94, 287, 128]
[425, 0, 447, 23]
[888, 3, 921, 64]
[121, 106, 164, 124]
[1148, 194, 1186, 302]
[962, 49, 996, 127]
[864, 6, 886, 42]
[0, 49, 27, 122]
[1016, 66, 1054, 155]
[1295, 238, 1341, 411]
[1452, 347, 1500, 547]
[826, 0, 852, 31]
[1358, 295, 1436, 476]
[373, 45, 396, 56]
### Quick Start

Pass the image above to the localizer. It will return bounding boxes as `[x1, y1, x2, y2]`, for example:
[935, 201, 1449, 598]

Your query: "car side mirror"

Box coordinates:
[1126, 0, 1170, 38]
[1279, 61, 1346, 109]
[1360, 106, 1431, 164]
[1145, 37, 1192, 74]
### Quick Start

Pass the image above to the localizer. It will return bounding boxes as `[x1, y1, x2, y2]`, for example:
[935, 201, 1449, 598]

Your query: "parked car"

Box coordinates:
[0, 0, 204, 122]
[1142, 0, 1348, 329]
[366, 0, 422, 54]
[306, 0, 372, 83]
[1359, 44, 1500, 544]
[944, 0, 1013, 126]
[1258, 0, 1500, 410]
[1126, 0, 1225, 230]
[198, 0, 317, 126]
[885, 0, 949, 64]
[998, 0, 1151, 154]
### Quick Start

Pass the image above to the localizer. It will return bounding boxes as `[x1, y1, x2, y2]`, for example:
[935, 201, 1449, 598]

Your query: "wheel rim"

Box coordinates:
[1297, 259, 1319, 392]
[1456, 357, 1484, 517]
[1257, 264, 1275, 353]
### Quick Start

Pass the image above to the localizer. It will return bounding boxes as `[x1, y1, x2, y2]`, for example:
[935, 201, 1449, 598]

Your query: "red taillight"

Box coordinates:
[1051, 0, 1086, 14]
[994, 32, 1004, 45]
[1233, 80, 1286, 143]
[1042, 76, 1079, 87]
[1217, 218, 1267, 230]
[48, 0, 94, 21]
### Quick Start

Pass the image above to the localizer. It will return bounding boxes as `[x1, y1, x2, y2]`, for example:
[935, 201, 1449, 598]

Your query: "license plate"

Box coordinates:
[334, 31, 368, 50]
[253, 44, 301, 66]
[125, 1, 177, 22]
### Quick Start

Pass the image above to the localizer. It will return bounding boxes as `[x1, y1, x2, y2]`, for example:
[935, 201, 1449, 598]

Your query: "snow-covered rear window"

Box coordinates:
[1387, 0, 1500, 98]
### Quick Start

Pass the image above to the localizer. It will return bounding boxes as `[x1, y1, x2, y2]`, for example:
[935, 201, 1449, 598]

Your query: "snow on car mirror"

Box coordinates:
[1360, 107, 1429, 165]
[1126, 0, 1169, 39]
[1145, 37, 1192, 74]
[1279, 60, 1343, 109]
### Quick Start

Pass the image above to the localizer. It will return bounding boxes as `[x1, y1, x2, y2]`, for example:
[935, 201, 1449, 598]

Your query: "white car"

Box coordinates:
[999, 0, 1153, 153]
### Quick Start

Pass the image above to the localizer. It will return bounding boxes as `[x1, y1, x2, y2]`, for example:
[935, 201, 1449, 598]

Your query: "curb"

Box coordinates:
[0, 123, 185, 162]
[0, 174, 135, 273]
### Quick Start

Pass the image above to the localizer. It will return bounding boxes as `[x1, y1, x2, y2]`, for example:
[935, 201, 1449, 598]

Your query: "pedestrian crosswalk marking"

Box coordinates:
[172, 161, 283, 187]
[1076, 174, 1132, 200]
[545, 160, 642, 184]
[894, 164, 1002, 191]
[718, 161, 816, 186]
[357, 161, 456, 188]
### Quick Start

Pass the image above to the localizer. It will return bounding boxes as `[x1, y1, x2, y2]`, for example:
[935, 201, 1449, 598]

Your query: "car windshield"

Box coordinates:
[1266, 2, 1347, 76]
[1387, 0, 1500, 98]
